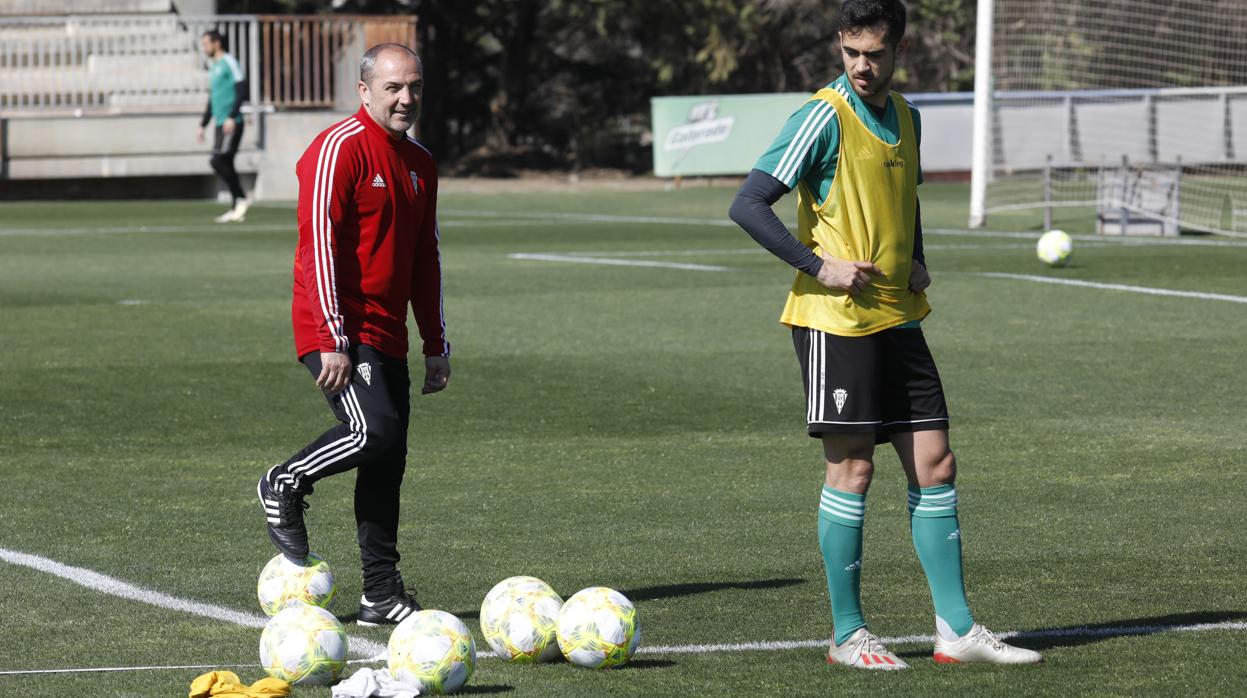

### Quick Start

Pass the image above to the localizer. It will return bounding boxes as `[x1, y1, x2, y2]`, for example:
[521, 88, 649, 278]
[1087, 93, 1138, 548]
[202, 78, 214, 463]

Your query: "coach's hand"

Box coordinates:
[223, 117, 235, 135]
[316, 351, 353, 396]
[909, 260, 931, 294]
[816, 254, 881, 295]
[422, 356, 451, 395]
[196, 126, 205, 143]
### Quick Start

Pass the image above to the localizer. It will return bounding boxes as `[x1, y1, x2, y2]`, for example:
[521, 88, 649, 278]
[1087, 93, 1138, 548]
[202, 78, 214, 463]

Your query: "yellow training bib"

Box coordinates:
[779, 87, 929, 336]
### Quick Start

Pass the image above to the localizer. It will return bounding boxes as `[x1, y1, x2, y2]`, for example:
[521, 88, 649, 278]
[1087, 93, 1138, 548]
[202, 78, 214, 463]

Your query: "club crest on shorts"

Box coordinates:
[833, 388, 848, 414]
[357, 362, 372, 386]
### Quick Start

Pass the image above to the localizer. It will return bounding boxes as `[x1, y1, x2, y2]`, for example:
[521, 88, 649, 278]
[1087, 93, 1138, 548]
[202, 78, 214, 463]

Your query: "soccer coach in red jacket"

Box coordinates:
[258, 43, 448, 627]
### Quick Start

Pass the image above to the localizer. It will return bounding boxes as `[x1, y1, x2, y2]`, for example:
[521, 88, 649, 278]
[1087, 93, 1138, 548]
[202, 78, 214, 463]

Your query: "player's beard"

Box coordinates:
[852, 71, 889, 99]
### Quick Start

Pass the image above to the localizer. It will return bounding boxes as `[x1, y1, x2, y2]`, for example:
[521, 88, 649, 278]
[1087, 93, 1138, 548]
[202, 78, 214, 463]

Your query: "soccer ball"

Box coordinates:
[258, 604, 347, 686]
[256, 553, 337, 616]
[388, 610, 476, 694]
[1036, 230, 1073, 266]
[480, 576, 564, 663]
[556, 587, 641, 669]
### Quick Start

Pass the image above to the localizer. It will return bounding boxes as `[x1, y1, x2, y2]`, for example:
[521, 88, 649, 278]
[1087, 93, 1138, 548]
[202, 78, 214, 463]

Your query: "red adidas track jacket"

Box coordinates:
[291, 106, 448, 361]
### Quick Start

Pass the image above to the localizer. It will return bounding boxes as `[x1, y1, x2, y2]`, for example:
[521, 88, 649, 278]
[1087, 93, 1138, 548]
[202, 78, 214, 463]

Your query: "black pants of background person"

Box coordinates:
[268, 344, 410, 599]
[211, 122, 247, 204]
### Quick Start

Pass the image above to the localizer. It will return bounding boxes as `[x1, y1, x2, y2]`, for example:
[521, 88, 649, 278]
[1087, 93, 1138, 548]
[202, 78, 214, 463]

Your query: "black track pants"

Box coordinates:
[269, 344, 410, 596]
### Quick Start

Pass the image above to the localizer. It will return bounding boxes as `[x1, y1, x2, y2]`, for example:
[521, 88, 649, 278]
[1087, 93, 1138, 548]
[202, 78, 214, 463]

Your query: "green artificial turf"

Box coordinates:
[0, 182, 1244, 696]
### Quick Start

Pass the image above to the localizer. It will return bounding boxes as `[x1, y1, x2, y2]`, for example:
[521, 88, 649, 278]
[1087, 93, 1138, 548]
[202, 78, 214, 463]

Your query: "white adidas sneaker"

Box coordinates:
[934, 623, 1042, 665]
[827, 628, 910, 670]
[214, 199, 249, 223]
[232, 198, 250, 222]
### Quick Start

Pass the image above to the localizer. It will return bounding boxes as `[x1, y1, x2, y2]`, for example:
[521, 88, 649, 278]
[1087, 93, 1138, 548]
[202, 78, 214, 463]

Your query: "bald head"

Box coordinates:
[360, 43, 421, 86]
[357, 43, 424, 139]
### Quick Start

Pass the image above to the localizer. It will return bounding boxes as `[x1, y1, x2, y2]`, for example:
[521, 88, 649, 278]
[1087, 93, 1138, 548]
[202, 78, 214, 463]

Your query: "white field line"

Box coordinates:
[0, 223, 294, 236]
[643, 619, 1247, 656]
[0, 547, 387, 660]
[508, 252, 730, 272]
[549, 242, 1038, 258]
[444, 209, 740, 227]
[443, 210, 1247, 249]
[8, 208, 1247, 249]
[974, 272, 1247, 305]
[927, 227, 1247, 249]
[0, 218, 580, 238]
[5, 619, 1246, 676]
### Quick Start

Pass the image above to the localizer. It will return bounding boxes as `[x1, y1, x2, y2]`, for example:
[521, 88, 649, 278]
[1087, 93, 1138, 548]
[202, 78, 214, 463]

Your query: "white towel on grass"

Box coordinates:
[330, 668, 421, 698]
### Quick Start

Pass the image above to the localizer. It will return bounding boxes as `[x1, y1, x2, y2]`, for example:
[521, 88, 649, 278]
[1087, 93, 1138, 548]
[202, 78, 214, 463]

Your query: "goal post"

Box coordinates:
[967, 0, 1247, 237]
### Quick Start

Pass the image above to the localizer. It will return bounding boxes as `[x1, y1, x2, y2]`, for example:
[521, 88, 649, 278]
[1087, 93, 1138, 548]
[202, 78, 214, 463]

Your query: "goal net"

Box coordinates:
[970, 0, 1247, 236]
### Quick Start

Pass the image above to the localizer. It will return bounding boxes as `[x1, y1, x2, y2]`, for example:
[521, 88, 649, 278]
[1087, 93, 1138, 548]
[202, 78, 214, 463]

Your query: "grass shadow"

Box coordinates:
[451, 578, 806, 619]
[620, 578, 806, 603]
[459, 685, 516, 694]
[894, 610, 1247, 658]
[618, 658, 677, 670]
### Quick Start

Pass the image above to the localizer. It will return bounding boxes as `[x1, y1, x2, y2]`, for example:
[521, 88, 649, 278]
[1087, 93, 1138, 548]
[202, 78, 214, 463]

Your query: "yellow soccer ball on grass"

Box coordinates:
[388, 609, 477, 694]
[556, 586, 641, 669]
[256, 552, 336, 616]
[258, 604, 347, 685]
[480, 575, 564, 663]
[1036, 229, 1073, 267]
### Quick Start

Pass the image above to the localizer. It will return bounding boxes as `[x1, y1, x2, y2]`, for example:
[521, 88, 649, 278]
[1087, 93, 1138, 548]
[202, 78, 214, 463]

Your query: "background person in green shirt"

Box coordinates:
[197, 30, 249, 223]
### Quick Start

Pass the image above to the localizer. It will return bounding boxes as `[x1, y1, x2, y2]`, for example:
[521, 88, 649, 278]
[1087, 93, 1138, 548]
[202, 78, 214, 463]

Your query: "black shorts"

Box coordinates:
[212, 121, 244, 156]
[793, 325, 949, 442]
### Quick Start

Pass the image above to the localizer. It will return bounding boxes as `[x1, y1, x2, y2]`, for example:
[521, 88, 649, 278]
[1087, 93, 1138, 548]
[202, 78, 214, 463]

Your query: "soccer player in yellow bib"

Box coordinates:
[729, 0, 1041, 670]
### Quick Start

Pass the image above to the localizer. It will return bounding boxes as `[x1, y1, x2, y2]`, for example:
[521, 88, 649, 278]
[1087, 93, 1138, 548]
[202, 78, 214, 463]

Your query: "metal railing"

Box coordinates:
[0, 13, 416, 114]
[257, 15, 415, 108]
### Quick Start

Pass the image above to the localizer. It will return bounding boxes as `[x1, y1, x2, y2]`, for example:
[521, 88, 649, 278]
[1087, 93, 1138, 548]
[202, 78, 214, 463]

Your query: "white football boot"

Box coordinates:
[214, 199, 249, 223]
[232, 198, 250, 222]
[933, 623, 1042, 665]
[826, 628, 910, 670]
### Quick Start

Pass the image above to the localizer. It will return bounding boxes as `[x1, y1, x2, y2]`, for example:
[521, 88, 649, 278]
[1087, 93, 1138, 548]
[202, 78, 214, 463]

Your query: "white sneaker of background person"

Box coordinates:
[934, 622, 1043, 664]
[827, 627, 910, 670]
[215, 198, 250, 223]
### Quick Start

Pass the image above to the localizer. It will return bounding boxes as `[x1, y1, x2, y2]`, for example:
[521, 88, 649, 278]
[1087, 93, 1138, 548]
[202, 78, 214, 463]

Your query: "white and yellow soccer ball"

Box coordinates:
[388, 609, 476, 694]
[556, 586, 641, 669]
[479, 575, 564, 663]
[257, 552, 337, 616]
[1037, 229, 1073, 266]
[258, 604, 347, 686]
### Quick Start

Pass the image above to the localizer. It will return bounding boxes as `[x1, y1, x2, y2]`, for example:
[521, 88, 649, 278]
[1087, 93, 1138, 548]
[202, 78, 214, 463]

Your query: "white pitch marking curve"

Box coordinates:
[3, 618, 1245, 675]
[0, 546, 387, 660]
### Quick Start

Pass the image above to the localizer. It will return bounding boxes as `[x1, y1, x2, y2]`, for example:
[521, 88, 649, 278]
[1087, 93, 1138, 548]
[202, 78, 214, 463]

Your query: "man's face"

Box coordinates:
[200, 35, 220, 58]
[358, 51, 424, 138]
[839, 25, 903, 104]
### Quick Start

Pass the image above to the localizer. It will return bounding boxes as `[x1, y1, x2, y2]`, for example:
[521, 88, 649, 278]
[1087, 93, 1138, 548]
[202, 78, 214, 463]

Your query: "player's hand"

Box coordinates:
[316, 351, 352, 396]
[422, 356, 451, 395]
[816, 254, 881, 295]
[909, 260, 931, 294]
[223, 118, 235, 134]
[196, 127, 205, 143]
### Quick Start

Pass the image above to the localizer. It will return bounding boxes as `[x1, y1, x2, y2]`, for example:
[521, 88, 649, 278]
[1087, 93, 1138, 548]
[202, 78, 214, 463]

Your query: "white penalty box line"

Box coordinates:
[973, 272, 1247, 305]
[4, 618, 1246, 676]
[0, 546, 387, 662]
[2, 545, 1245, 676]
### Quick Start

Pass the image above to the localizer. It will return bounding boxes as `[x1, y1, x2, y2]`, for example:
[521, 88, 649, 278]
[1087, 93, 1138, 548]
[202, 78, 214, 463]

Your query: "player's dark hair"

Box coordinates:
[360, 43, 421, 84]
[202, 29, 225, 49]
[837, 0, 907, 45]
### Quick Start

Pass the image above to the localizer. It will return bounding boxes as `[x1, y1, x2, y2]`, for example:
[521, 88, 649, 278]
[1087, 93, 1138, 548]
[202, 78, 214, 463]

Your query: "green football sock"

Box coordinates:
[818, 486, 867, 645]
[909, 484, 975, 638]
